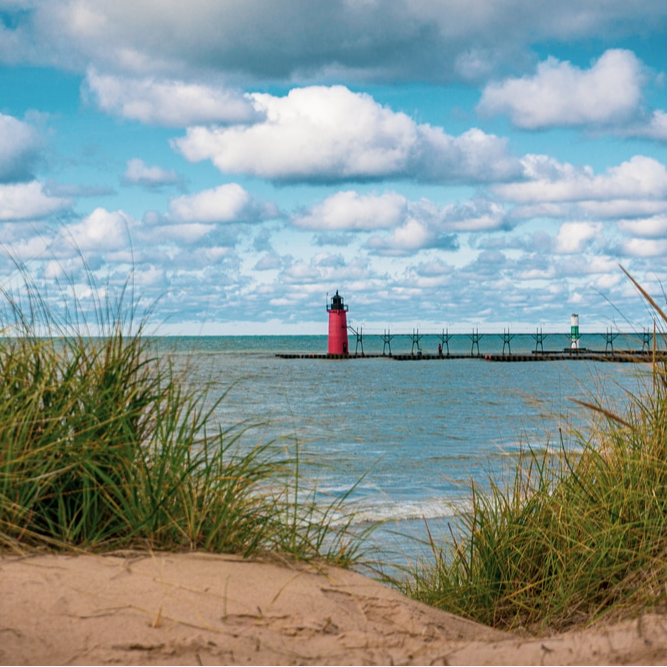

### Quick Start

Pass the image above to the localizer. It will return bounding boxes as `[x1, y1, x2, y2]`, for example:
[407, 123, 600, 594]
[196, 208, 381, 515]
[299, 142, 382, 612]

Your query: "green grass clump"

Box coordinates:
[0, 269, 365, 565]
[402, 272, 667, 632]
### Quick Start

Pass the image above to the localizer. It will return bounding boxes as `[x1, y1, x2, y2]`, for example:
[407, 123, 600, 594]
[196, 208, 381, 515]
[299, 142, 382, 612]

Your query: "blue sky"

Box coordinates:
[1, 1, 667, 335]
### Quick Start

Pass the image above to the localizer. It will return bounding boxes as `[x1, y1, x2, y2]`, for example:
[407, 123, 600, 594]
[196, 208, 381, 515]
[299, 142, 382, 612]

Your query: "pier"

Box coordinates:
[277, 350, 667, 363]
[287, 293, 664, 363]
[276, 326, 664, 363]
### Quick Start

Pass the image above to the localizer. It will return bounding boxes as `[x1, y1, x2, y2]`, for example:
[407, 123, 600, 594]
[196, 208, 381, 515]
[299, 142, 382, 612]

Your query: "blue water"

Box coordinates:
[160, 334, 653, 564]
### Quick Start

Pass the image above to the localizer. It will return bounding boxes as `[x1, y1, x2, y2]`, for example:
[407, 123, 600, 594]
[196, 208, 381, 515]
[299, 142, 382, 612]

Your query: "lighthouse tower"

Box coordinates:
[327, 291, 349, 355]
[570, 313, 580, 349]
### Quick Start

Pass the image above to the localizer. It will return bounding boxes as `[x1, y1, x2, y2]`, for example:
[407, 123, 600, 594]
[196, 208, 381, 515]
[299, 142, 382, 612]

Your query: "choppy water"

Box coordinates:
[159, 333, 654, 564]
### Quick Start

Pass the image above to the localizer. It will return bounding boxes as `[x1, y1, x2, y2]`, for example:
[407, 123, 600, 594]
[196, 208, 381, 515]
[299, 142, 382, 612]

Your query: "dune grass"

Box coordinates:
[0, 268, 367, 565]
[401, 271, 667, 632]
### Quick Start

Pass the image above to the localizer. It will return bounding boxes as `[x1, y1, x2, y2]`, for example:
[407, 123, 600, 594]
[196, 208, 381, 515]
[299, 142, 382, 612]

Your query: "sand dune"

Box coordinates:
[1, 552, 666, 665]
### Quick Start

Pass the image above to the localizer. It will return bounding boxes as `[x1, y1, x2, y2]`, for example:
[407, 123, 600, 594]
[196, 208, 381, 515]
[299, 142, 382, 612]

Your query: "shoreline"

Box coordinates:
[2, 551, 666, 665]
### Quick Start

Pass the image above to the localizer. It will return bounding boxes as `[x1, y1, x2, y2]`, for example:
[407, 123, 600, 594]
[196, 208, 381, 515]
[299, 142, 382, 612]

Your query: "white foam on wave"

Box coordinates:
[339, 496, 473, 525]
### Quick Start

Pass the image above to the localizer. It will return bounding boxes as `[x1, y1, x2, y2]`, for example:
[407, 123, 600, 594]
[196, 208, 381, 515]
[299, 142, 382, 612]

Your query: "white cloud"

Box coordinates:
[123, 159, 180, 188]
[620, 238, 667, 257]
[0, 231, 51, 262]
[174, 86, 520, 184]
[63, 208, 134, 251]
[86, 69, 260, 127]
[412, 258, 452, 277]
[293, 191, 407, 230]
[279, 262, 324, 284]
[576, 199, 667, 219]
[510, 197, 667, 222]
[147, 222, 214, 244]
[438, 199, 507, 232]
[496, 155, 667, 204]
[623, 110, 667, 141]
[254, 253, 283, 271]
[0, 113, 42, 182]
[560, 255, 618, 277]
[169, 183, 276, 223]
[367, 219, 458, 257]
[553, 221, 603, 254]
[0, 181, 70, 220]
[375, 219, 434, 252]
[617, 215, 667, 238]
[593, 272, 622, 290]
[131, 264, 167, 289]
[643, 111, 667, 140]
[5, 1, 667, 84]
[279, 254, 371, 285]
[478, 50, 644, 130]
[292, 191, 507, 248]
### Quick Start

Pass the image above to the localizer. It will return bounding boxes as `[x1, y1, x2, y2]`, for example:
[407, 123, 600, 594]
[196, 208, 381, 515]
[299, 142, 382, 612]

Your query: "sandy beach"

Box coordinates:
[1, 552, 666, 665]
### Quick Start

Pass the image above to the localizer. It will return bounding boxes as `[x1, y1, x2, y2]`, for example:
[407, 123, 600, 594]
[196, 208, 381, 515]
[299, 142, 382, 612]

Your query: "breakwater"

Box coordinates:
[277, 350, 665, 362]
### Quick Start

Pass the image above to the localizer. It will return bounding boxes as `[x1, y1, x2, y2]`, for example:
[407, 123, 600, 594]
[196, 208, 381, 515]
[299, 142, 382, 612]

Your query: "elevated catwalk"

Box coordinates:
[313, 294, 659, 363]
[276, 350, 667, 363]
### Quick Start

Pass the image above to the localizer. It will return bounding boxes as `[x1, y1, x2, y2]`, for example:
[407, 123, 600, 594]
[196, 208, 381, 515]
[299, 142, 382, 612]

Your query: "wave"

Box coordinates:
[339, 496, 473, 525]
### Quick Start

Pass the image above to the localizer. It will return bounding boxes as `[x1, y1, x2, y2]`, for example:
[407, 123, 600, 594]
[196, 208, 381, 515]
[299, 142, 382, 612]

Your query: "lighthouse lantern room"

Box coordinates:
[327, 290, 349, 355]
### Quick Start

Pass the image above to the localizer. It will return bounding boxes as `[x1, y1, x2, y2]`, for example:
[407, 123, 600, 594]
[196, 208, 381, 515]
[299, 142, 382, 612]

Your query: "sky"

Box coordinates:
[1, 1, 667, 336]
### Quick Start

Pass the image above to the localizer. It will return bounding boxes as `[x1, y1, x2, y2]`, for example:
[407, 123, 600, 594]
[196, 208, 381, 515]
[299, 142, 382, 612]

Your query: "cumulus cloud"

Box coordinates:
[4, 1, 667, 84]
[288, 189, 506, 255]
[313, 231, 354, 247]
[293, 190, 507, 240]
[252, 227, 274, 253]
[617, 215, 667, 238]
[642, 111, 667, 140]
[278, 254, 371, 286]
[175, 86, 519, 184]
[437, 199, 508, 232]
[123, 159, 180, 188]
[0, 113, 42, 182]
[0, 181, 71, 221]
[369, 219, 431, 253]
[412, 259, 452, 277]
[620, 238, 667, 257]
[45, 182, 117, 198]
[622, 110, 667, 141]
[478, 50, 644, 130]
[367, 220, 458, 257]
[496, 155, 667, 204]
[168, 183, 277, 223]
[478, 49, 667, 141]
[147, 222, 214, 245]
[553, 221, 603, 254]
[575, 199, 667, 220]
[86, 69, 260, 126]
[57, 205, 237, 261]
[63, 208, 135, 251]
[293, 191, 407, 231]
[254, 253, 283, 271]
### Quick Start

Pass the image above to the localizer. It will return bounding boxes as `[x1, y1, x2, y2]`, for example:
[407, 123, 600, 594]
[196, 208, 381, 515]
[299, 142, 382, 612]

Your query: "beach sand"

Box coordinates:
[1, 552, 666, 665]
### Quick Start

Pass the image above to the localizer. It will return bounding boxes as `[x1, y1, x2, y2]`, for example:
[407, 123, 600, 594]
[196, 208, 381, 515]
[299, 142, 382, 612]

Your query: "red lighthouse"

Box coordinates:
[327, 290, 349, 355]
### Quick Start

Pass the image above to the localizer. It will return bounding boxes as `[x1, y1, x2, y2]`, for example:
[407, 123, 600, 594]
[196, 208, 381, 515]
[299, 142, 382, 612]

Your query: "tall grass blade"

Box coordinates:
[401, 269, 667, 632]
[0, 257, 370, 567]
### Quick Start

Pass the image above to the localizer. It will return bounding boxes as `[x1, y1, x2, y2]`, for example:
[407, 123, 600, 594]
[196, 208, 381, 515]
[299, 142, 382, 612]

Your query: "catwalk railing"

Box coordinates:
[276, 328, 665, 362]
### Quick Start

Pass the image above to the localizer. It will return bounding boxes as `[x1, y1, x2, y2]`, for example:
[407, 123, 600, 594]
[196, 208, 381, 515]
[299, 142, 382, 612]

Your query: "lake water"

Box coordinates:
[161, 333, 654, 565]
